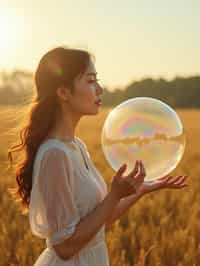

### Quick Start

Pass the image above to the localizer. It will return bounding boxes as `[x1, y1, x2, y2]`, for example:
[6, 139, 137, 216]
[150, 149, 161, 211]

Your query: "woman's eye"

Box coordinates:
[88, 79, 100, 83]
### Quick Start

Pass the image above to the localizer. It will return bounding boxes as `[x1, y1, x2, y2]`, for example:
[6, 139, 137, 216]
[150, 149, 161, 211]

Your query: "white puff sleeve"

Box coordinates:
[29, 147, 81, 246]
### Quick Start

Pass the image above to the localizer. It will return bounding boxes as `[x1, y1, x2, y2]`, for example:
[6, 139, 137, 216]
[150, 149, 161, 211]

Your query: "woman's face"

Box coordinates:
[67, 58, 103, 116]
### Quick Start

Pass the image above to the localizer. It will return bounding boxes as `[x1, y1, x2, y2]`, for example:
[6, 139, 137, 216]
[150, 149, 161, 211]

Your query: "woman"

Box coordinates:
[8, 47, 188, 265]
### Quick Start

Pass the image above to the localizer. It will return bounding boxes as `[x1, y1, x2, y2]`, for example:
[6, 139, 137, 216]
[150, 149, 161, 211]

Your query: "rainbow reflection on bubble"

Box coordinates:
[101, 97, 186, 181]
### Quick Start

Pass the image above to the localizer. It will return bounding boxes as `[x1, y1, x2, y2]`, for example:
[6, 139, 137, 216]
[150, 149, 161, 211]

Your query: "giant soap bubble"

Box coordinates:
[101, 97, 186, 181]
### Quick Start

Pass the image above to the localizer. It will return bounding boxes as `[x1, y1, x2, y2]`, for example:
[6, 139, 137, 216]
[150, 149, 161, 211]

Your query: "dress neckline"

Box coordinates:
[43, 136, 77, 143]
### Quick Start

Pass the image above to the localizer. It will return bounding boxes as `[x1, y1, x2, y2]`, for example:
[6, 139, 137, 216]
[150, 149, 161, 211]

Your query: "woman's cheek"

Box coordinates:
[89, 84, 96, 93]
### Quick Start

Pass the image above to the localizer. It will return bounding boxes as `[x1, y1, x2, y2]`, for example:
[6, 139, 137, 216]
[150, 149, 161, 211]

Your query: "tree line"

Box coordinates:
[0, 70, 199, 108]
[102, 76, 200, 108]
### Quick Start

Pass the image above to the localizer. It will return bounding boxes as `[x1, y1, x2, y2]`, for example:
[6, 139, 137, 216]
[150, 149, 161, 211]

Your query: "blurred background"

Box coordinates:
[0, 1, 200, 265]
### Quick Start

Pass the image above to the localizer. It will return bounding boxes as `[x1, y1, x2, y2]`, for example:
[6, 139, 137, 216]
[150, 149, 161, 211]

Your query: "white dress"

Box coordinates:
[29, 137, 110, 266]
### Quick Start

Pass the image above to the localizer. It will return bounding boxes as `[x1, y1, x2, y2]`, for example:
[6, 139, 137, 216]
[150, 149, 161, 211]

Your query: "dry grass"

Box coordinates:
[0, 105, 199, 265]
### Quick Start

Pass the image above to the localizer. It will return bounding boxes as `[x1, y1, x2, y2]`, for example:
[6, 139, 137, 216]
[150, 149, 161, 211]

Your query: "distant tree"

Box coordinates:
[0, 70, 199, 107]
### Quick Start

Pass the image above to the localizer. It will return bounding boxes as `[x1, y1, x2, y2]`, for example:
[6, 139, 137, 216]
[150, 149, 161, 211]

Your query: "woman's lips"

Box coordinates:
[95, 99, 102, 105]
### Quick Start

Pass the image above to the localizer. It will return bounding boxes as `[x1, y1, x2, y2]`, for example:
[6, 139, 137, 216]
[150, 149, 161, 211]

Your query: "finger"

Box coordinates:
[178, 183, 189, 188]
[129, 160, 139, 177]
[167, 176, 189, 188]
[116, 164, 127, 177]
[173, 176, 188, 186]
[134, 161, 145, 182]
[133, 160, 142, 178]
[168, 175, 187, 185]
[167, 175, 183, 184]
[135, 160, 145, 180]
[158, 174, 188, 183]
[140, 160, 146, 177]
[176, 182, 189, 188]
[171, 183, 189, 189]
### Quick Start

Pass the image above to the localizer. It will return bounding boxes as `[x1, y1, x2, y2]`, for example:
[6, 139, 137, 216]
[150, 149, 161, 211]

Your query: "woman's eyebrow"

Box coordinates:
[86, 72, 98, 76]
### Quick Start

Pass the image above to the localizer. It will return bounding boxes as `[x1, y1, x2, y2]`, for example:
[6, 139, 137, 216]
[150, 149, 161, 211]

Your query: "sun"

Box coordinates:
[0, 9, 21, 55]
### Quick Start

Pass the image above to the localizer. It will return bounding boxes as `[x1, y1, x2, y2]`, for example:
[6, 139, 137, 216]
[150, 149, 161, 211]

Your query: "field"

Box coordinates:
[0, 105, 200, 266]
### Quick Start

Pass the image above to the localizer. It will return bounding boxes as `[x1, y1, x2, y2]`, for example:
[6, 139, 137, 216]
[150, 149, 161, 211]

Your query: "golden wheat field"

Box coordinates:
[0, 105, 200, 266]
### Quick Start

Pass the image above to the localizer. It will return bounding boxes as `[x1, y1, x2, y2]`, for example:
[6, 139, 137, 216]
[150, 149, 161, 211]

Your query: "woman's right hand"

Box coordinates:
[110, 160, 146, 201]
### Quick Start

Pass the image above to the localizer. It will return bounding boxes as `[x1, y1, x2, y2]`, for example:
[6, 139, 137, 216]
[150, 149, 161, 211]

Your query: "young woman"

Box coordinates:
[8, 47, 188, 265]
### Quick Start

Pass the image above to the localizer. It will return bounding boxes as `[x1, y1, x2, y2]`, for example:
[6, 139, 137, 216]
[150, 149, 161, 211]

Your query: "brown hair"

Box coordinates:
[7, 46, 92, 214]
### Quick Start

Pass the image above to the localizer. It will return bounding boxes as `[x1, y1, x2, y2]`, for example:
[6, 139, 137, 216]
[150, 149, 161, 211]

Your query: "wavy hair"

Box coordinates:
[7, 46, 92, 214]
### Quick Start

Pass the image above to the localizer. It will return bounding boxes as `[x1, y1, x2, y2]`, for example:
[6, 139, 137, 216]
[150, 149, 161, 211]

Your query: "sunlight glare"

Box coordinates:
[0, 10, 21, 54]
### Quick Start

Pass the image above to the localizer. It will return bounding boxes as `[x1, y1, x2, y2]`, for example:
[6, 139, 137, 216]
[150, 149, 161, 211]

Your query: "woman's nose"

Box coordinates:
[96, 83, 104, 96]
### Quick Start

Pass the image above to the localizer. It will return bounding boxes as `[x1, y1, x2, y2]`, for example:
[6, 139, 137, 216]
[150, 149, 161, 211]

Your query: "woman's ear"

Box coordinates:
[56, 86, 71, 102]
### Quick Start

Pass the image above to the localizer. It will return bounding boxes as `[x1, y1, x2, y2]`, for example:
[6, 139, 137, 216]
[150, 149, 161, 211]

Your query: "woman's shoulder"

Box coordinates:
[36, 136, 88, 159]
[39, 138, 71, 152]
[34, 138, 75, 165]
[32, 139, 74, 183]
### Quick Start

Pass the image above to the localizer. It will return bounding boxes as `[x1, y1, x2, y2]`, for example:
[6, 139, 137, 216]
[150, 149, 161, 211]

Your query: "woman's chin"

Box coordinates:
[89, 109, 100, 115]
[82, 105, 101, 115]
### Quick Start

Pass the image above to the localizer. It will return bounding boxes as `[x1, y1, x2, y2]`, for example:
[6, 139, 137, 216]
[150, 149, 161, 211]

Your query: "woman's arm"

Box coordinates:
[105, 174, 189, 231]
[105, 190, 144, 231]
[53, 160, 145, 261]
[53, 191, 120, 260]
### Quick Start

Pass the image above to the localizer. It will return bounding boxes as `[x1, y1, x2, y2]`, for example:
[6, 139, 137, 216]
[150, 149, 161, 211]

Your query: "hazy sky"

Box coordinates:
[0, 0, 199, 90]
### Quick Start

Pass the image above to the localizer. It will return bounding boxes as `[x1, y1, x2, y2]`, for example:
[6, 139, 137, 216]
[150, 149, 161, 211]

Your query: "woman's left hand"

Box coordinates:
[138, 174, 189, 195]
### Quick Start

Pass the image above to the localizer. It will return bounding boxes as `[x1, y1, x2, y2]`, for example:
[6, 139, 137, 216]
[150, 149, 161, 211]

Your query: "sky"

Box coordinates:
[0, 0, 199, 91]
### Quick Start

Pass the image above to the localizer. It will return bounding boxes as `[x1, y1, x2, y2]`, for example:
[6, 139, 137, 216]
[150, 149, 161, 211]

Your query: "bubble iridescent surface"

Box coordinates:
[101, 97, 186, 181]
